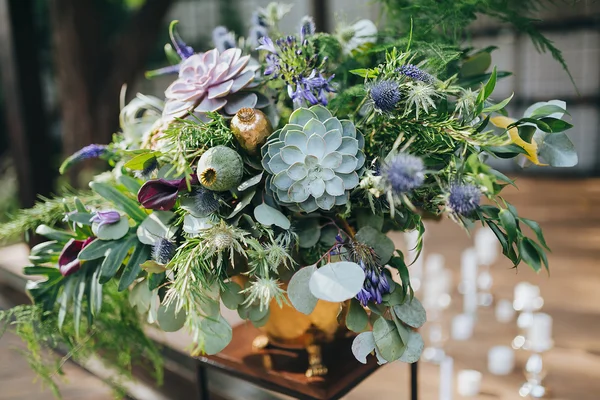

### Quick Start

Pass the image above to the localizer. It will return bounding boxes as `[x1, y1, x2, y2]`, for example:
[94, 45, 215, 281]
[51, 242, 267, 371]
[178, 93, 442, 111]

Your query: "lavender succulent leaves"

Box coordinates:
[0, 4, 579, 386]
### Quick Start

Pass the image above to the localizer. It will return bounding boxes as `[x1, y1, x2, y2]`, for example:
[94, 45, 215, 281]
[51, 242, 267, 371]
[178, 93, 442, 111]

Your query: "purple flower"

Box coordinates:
[248, 25, 268, 48]
[137, 175, 198, 211]
[288, 70, 335, 106]
[169, 21, 194, 59]
[383, 153, 425, 194]
[355, 261, 392, 306]
[193, 187, 221, 216]
[90, 210, 121, 228]
[264, 53, 280, 76]
[447, 183, 481, 215]
[59, 144, 108, 174]
[397, 64, 436, 84]
[58, 237, 94, 277]
[257, 36, 277, 54]
[369, 80, 401, 113]
[356, 288, 372, 306]
[299, 16, 316, 42]
[251, 11, 267, 28]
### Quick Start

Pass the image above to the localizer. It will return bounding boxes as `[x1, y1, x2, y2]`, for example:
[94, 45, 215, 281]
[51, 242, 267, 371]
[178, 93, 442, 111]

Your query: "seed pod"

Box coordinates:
[230, 108, 273, 155]
[197, 146, 244, 192]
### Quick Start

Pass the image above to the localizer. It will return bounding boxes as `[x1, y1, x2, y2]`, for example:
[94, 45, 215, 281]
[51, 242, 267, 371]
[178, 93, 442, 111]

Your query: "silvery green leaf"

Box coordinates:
[324, 117, 343, 133]
[183, 214, 214, 236]
[268, 154, 288, 174]
[309, 104, 332, 120]
[254, 203, 291, 229]
[373, 318, 405, 362]
[93, 218, 129, 241]
[137, 211, 175, 245]
[221, 281, 244, 310]
[199, 314, 233, 355]
[273, 171, 294, 190]
[315, 193, 335, 210]
[287, 163, 308, 180]
[355, 226, 396, 264]
[251, 309, 271, 328]
[341, 120, 357, 138]
[280, 145, 304, 165]
[227, 189, 256, 219]
[129, 280, 154, 313]
[288, 265, 318, 314]
[294, 218, 321, 248]
[325, 177, 345, 197]
[338, 137, 359, 155]
[284, 130, 308, 152]
[392, 297, 426, 328]
[398, 331, 424, 363]
[351, 331, 376, 364]
[339, 172, 359, 189]
[289, 107, 317, 126]
[238, 173, 263, 192]
[323, 130, 343, 153]
[304, 119, 326, 136]
[537, 132, 578, 167]
[309, 261, 365, 302]
[157, 301, 187, 332]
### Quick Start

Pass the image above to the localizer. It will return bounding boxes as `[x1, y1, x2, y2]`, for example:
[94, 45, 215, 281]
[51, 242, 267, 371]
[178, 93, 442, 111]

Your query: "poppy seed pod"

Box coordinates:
[197, 146, 244, 192]
[230, 108, 273, 155]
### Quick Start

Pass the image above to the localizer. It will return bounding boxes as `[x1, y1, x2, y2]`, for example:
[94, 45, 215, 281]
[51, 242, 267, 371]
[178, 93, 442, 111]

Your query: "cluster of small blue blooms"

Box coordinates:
[248, 11, 269, 48]
[288, 70, 335, 105]
[397, 64, 436, 84]
[447, 183, 481, 215]
[356, 260, 391, 306]
[60, 144, 109, 173]
[383, 153, 425, 194]
[369, 80, 401, 113]
[256, 17, 334, 106]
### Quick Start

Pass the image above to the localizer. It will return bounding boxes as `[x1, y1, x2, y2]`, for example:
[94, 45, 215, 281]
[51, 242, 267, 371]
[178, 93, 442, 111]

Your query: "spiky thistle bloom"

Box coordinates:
[59, 144, 109, 174]
[404, 82, 441, 119]
[447, 184, 481, 215]
[194, 187, 221, 216]
[242, 277, 287, 311]
[200, 220, 249, 266]
[153, 238, 177, 265]
[369, 80, 401, 113]
[397, 64, 436, 84]
[382, 154, 425, 194]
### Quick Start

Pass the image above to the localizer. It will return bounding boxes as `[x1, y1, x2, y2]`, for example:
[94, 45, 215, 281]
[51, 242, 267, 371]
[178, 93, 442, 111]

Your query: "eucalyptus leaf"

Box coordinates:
[309, 262, 365, 302]
[537, 132, 578, 167]
[251, 308, 271, 328]
[200, 315, 233, 355]
[137, 211, 175, 245]
[183, 215, 214, 236]
[351, 331, 377, 364]
[227, 189, 256, 219]
[355, 226, 395, 265]
[357, 210, 384, 231]
[373, 318, 405, 362]
[221, 281, 245, 310]
[398, 331, 424, 363]
[157, 301, 186, 332]
[392, 297, 426, 328]
[294, 218, 321, 248]
[237, 173, 263, 192]
[346, 298, 369, 332]
[129, 280, 153, 313]
[254, 203, 291, 229]
[93, 217, 129, 241]
[288, 265, 318, 314]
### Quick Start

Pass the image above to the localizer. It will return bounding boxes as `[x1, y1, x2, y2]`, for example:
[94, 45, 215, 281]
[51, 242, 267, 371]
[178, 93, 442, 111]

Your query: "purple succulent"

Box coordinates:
[162, 48, 259, 119]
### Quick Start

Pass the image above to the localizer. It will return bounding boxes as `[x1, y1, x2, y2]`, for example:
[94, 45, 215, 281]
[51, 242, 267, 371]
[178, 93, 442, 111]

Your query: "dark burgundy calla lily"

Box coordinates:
[58, 237, 95, 277]
[137, 174, 198, 211]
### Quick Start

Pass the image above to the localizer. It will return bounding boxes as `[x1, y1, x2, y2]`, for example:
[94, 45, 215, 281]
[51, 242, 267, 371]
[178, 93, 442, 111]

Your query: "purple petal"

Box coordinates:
[58, 237, 94, 276]
[137, 179, 182, 211]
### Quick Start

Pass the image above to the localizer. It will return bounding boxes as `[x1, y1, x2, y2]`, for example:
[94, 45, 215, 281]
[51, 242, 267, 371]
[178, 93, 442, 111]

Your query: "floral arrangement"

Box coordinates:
[0, 1, 577, 392]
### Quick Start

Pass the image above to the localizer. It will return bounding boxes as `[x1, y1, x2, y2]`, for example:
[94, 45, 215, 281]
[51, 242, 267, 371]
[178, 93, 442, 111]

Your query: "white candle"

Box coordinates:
[457, 370, 482, 397]
[513, 282, 540, 311]
[495, 299, 515, 323]
[475, 227, 498, 266]
[461, 249, 478, 314]
[451, 314, 475, 341]
[528, 313, 553, 352]
[439, 356, 454, 400]
[488, 346, 515, 375]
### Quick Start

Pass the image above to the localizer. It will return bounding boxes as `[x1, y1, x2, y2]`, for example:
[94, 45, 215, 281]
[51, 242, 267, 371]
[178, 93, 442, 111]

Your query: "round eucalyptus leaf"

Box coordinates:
[93, 217, 129, 241]
[538, 132, 578, 167]
[355, 226, 395, 265]
[373, 318, 405, 362]
[398, 331, 424, 363]
[294, 219, 321, 248]
[248, 303, 269, 322]
[288, 265, 318, 315]
[157, 301, 186, 332]
[129, 280, 153, 313]
[221, 281, 245, 310]
[254, 203, 291, 229]
[251, 308, 271, 328]
[309, 261, 365, 302]
[392, 297, 426, 328]
[137, 211, 175, 245]
[351, 331, 376, 364]
[346, 298, 369, 332]
[182, 214, 213, 236]
[200, 315, 233, 355]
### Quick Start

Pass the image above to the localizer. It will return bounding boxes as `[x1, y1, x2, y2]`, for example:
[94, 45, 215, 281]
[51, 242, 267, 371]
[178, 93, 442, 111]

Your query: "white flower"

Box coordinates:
[337, 19, 377, 54]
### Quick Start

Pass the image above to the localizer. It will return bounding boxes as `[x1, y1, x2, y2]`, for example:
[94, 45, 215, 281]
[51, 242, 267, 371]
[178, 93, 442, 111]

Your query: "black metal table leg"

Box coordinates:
[196, 362, 210, 400]
[411, 361, 418, 400]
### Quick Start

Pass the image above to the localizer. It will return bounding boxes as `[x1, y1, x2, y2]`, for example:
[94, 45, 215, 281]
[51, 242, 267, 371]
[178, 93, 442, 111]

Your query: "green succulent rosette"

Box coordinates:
[261, 105, 365, 212]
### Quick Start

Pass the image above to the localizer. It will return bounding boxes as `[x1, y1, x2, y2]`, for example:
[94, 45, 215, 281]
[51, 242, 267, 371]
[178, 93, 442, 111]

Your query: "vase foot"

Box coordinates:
[252, 334, 270, 351]
[305, 344, 328, 378]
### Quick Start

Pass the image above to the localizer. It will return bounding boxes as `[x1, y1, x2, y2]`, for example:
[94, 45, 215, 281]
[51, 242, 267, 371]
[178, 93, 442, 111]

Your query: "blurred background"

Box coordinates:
[0, 0, 599, 399]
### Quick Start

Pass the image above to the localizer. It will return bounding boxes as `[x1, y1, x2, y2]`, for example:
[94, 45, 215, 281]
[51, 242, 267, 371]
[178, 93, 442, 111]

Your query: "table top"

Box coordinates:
[196, 323, 381, 400]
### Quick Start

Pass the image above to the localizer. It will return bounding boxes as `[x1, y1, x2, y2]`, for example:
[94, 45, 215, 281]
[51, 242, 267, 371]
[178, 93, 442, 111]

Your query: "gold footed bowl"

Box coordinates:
[253, 295, 350, 378]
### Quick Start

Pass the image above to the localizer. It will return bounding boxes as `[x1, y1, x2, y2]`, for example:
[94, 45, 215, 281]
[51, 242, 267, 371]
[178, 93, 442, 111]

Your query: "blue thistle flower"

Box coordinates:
[153, 238, 177, 265]
[447, 184, 481, 215]
[382, 154, 425, 194]
[397, 64, 436, 84]
[369, 80, 401, 113]
[59, 144, 108, 174]
[194, 187, 221, 216]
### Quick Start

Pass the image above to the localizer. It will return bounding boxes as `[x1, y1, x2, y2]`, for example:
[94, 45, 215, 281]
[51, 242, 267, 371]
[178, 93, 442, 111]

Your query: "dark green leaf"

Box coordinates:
[148, 272, 165, 290]
[99, 235, 137, 284]
[507, 203, 519, 218]
[480, 205, 500, 219]
[528, 238, 549, 273]
[483, 66, 497, 100]
[518, 238, 542, 272]
[511, 118, 551, 133]
[118, 242, 151, 291]
[346, 298, 369, 333]
[357, 210, 384, 231]
[484, 144, 528, 158]
[488, 169, 516, 187]
[482, 93, 513, 113]
[388, 254, 413, 301]
[520, 218, 550, 250]
[78, 239, 114, 261]
[35, 225, 77, 242]
[499, 209, 517, 244]
[294, 219, 321, 248]
[74, 198, 87, 213]
[518, 125, 537, 143]
[529, 104, 569, 119]
[90, 181, 147, 223]
[23, 266, 62, 277]
[539, 117, 573, 133]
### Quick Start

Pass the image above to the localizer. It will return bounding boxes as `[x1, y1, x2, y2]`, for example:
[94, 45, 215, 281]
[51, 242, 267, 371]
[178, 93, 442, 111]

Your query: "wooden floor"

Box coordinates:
[1, 177, 600, 399]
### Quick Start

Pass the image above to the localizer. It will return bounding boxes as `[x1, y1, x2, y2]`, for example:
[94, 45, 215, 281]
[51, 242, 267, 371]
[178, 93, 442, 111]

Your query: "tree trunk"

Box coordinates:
[49, 0, 174, 182]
